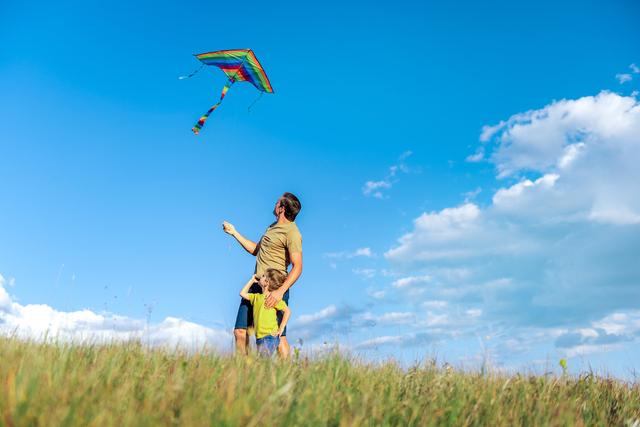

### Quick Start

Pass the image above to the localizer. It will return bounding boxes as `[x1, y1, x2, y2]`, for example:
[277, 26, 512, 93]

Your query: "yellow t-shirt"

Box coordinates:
[248, 293, 288, 339]
[254, 221, 302, 276]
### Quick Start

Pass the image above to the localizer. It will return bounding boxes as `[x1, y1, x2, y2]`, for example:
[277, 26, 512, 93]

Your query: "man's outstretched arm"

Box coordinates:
[265, 251, 302, 308]
[222, 221, 259, 255]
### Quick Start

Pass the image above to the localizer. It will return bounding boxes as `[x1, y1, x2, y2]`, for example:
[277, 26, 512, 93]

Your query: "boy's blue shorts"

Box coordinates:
[234, 282, 290, 336]
[256, 335, 280, 356]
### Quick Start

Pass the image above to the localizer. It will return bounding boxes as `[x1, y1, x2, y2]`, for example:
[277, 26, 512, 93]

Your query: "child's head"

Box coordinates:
[259, 268, 286, 292]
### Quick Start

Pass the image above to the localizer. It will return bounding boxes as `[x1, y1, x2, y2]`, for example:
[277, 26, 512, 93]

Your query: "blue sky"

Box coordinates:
[2, 0, 640, 378]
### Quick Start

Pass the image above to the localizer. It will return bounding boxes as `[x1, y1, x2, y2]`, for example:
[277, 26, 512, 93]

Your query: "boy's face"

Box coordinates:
[258, 274, 269, 290]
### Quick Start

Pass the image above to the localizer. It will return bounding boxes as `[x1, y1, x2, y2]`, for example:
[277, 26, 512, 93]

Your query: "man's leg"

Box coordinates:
[277, 289, 291, 359]
[278, 336, 290, 359]
[234, 328, 249, 354]
[234, 288, 257, 355]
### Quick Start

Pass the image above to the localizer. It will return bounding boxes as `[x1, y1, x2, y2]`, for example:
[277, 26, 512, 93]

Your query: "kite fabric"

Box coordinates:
[185, 49, 274, 135]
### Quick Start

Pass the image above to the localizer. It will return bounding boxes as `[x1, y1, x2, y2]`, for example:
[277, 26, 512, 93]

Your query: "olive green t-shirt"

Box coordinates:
[248, 293, 288, 339]
[254, 221, 302, 276]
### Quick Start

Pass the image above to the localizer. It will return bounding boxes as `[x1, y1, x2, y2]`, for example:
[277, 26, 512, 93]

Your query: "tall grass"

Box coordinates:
[1, 337, 638, 426]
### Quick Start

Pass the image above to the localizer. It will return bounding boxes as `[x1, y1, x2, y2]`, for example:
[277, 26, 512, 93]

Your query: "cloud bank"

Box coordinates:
[0, 274, 231, 351]
[378, 91, 640, 360]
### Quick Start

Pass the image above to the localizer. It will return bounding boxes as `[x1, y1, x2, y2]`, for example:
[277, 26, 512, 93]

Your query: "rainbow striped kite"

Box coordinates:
[182, 49, 274, 135]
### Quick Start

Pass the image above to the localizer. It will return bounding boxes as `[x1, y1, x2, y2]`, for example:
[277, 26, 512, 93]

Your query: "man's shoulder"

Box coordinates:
[289, 222, 301, 233]
[287, 223, 302, 240]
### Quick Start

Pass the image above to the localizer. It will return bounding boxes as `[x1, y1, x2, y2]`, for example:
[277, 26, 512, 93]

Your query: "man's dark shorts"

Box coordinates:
[234, 282, 290, 336]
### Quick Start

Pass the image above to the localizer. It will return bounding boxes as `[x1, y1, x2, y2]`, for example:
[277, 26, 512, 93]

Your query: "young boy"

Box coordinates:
[239, 268, 291, 356]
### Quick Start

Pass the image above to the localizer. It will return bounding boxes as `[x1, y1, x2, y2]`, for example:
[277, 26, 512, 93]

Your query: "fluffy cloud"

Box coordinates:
[554, 310, 640, 357]
[362, 180, 392, 199]
[614, 64, 640, 84]
[383, 91, 640, 359]
[362, 151, 416, 199]
[616, 73, 632, 84]
[0, 274, 231, 351]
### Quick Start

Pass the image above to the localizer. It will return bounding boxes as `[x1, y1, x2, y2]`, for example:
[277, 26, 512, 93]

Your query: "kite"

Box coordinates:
[181, 49, 274, 135]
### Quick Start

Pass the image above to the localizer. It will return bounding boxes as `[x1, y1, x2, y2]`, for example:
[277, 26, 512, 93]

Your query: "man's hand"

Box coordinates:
[265, 288, 284, 308]
[222, 221, 236, 236]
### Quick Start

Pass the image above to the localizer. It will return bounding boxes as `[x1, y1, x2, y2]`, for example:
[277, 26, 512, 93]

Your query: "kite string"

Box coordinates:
[178, 63, 204, 80]
[247, 91, 264, 113]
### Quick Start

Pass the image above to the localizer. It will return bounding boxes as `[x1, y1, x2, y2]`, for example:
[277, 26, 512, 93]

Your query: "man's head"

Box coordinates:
[273, 192, 301, 221]
[259, 268, 287, 292]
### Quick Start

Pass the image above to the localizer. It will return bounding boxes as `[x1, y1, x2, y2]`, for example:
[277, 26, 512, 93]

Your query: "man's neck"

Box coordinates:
[276, 215, 291, 225]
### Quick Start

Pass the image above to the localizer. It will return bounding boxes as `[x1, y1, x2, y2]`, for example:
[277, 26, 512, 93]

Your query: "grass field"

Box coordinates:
[1, 337, 639, 426]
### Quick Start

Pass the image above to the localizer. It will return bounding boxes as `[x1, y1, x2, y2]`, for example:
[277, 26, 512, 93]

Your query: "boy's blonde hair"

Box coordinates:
[264, 268, 286, 291]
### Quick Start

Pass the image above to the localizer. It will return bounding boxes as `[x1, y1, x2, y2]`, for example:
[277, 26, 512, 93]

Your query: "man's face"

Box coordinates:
[273, 197, 284, 218]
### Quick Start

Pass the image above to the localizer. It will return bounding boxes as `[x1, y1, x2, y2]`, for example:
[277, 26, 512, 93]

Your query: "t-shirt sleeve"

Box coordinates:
[286, 228, 302, 254]
[248, 293, 257, 305]
[275, 300, 288, 311]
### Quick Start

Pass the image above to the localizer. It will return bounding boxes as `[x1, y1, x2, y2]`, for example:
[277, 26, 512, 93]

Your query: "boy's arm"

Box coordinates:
[223, 221, 259, 256]
[277, 305, 291, 337]
[239, 274, 258, 300]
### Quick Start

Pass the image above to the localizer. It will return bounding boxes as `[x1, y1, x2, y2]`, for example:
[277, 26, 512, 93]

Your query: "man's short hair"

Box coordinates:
[280, 192, 301, 221]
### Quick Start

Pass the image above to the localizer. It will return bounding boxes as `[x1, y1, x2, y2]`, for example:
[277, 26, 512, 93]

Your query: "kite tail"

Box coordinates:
[192, 79, 234, 135]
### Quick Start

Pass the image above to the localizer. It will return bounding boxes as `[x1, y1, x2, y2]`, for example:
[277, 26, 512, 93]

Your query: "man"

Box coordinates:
[222, 192, 303, 357]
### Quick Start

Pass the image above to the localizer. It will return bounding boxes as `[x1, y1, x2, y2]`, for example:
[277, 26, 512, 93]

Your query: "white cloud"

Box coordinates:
[491, 173, 559, 208]
[353, 332, 434, 350]
[466, 147, 485, 162]
[423, 311, 449, 327]
[631, 63, 640, 74]
[422, 300, 448, 309]
[0, 274, 231, 351]
[381, 91, 640, 360]
[489, 92, 639, 178]
[354, 335, 407, 349]
[466, 309, 482, 318]
[362, 180, 391, 199]
[325, 247, 374, 259]
[362, 311, 415, 325]
[352, 268, 376, 279]
[554, 310, 640, 357]
[353, 247, 373, 257]
[297, 305, 340, 326]
[392, 275, 431, 288]
[616, 73, 632, 84]
[368, 290, 387, 300]
[362, 151, 417, 199]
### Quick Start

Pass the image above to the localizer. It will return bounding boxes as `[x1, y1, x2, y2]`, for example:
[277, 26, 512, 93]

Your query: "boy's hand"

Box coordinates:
[276, 329, 284, 337]
[222, 221, 236, 236]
